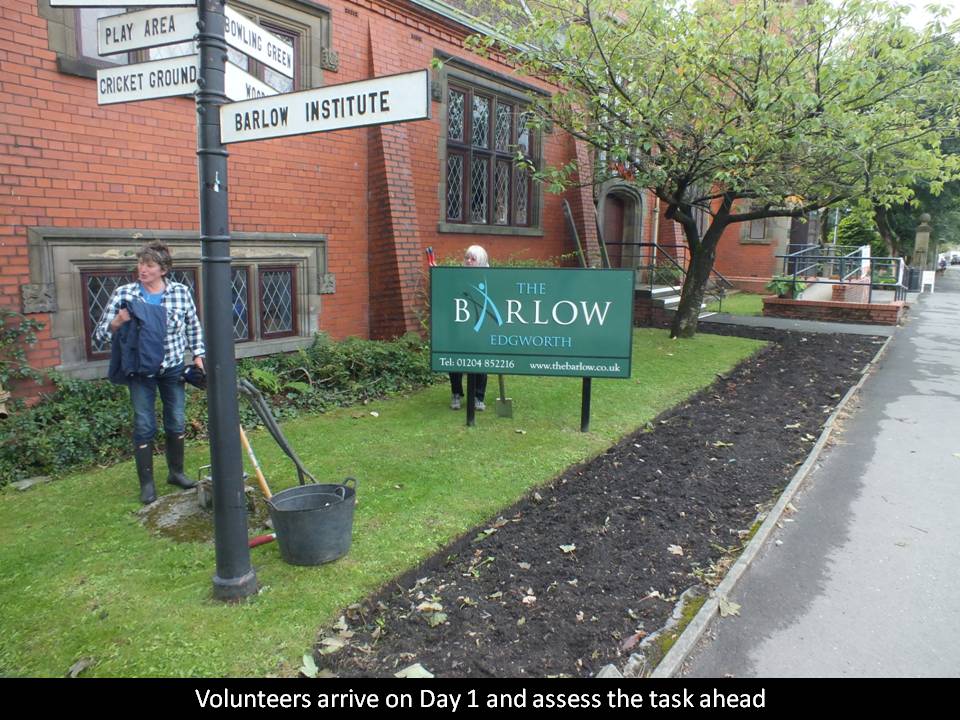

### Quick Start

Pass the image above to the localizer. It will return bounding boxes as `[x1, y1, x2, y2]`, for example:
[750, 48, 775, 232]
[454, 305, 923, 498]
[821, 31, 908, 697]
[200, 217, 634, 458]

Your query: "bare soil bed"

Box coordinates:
[319, 324, 884, 678]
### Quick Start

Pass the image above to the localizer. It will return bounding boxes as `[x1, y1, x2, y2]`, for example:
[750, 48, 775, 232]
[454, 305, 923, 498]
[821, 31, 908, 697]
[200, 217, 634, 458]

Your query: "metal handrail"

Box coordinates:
[774, 246, 908, 303]
[602, 241, 735, 310]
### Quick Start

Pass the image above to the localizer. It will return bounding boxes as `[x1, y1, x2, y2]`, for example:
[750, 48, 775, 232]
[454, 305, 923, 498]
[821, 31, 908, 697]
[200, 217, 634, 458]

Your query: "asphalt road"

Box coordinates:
[681, 266, 960, 678]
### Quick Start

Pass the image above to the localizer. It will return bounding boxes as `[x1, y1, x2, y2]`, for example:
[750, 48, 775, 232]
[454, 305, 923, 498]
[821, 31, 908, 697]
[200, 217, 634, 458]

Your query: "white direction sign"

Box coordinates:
[224, 6, 294, 79]
[98, 55, 278, 105]
[97, 54, 198, 105]
[98, 7, 197, 57]
[220, 69, 430, 144]
[225, 62, 278, 102]
[50, 1, 194, 7]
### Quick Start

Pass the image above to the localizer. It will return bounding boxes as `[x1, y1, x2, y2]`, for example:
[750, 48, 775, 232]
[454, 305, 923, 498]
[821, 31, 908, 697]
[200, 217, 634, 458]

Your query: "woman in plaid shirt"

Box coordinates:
[94, 241, 205, 504]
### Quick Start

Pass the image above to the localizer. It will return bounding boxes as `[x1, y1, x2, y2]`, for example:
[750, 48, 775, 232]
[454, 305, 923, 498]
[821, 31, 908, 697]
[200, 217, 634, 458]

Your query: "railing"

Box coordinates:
[602, 241, 735, 309]
[775, 245, 908, 303]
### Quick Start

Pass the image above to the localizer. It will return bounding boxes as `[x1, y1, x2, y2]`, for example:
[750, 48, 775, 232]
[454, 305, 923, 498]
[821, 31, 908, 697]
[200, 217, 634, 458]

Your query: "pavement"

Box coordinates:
[657, 266, 960, 678]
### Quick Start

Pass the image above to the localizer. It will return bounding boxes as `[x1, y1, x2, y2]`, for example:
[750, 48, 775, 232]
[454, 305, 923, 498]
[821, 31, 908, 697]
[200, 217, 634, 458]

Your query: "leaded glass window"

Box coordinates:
[259, 267, 297, 339]
[232, 267, 252, 342]
[83, 269, 133, 358]
[447, 154, 464, 222]
[494, 161, 510, 225]
[444, 82, 537, 228]
[472, 96, 490, 148]
[448, 89, 465, 142]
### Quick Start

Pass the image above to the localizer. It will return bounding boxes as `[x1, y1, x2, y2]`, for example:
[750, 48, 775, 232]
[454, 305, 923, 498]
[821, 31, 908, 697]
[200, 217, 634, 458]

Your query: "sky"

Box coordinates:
[902, 1, 960, 29]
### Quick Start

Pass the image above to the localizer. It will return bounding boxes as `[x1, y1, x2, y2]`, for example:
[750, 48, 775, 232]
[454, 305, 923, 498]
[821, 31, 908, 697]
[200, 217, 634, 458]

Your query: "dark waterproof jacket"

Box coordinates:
[108, 299, 167, 384]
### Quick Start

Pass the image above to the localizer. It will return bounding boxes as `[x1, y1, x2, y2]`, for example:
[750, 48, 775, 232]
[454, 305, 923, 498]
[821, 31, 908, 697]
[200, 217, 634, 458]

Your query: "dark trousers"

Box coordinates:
[449, 373, 487, 401]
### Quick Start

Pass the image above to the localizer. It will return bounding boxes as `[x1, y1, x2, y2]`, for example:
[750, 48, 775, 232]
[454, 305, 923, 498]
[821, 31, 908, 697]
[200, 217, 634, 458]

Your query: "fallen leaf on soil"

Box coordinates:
[784, 423, 801, 429]
[300, 654, 318, 678]
[333, 616, 349, 632]
[576, 611, 584, 622]
[712, 440, 734, 447]
[66, 658, 94, 678]
[560, 544, 576, 553]
[318, 637, 346, 655]
[533, 492, 543, 502]
[522, 595, 537, 605]
[517, 617, 526, 626]
[518, 562, 531, 570]
[488, 591, 503, 600]
[416, 601, 443, 613]
[427, 612, 448, 627]
[621, 631, 647, 652]
[718, 596, 741, 617]
[395, 663, 434, 678]
[668, 544, 684, 556]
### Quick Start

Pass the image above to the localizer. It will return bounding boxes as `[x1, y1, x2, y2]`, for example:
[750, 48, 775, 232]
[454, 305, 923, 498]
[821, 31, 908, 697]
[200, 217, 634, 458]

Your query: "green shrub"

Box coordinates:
[0, 333, 437, 485]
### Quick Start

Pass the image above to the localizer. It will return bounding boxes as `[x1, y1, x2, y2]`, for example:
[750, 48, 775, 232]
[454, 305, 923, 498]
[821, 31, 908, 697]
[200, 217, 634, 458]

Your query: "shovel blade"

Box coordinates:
[495, 398, 513, 417]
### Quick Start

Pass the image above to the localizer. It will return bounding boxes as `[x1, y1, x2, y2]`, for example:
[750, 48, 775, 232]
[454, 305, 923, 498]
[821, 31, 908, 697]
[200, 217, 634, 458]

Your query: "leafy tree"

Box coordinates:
[467, 0, 960, 336]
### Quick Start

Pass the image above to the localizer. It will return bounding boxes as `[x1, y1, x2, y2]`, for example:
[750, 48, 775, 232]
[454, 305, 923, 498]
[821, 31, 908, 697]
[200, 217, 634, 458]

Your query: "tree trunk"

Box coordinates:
[873, 205, 899, 257]
[670, 242, 717, 339]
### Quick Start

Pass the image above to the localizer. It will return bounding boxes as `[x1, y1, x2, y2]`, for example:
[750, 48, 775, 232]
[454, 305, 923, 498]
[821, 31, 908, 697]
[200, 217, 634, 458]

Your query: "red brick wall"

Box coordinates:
[1, 0, 592, 379]
[762, 297, 904, 325]
[714, 222, 779, 292]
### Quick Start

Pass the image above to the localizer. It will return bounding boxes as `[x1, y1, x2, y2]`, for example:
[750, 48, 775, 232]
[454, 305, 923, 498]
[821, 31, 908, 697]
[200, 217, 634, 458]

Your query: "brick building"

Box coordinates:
[2, 0, 628, 392]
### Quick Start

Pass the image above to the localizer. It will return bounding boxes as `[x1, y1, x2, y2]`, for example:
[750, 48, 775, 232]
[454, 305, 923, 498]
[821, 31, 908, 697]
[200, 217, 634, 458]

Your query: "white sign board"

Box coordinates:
[224, 6, 294, 79]
[98, 55, 278, 105]
[98, 7, 197, 57]
[97, 54, 198, 105]
[220, 69, 431, 144]
[50, 1, 194, 7]
[225, 62, 278, 101]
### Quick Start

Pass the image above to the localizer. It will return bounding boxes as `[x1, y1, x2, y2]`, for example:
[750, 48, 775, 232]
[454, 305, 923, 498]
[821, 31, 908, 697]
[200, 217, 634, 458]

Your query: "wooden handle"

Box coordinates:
[239, 425, 272, 500]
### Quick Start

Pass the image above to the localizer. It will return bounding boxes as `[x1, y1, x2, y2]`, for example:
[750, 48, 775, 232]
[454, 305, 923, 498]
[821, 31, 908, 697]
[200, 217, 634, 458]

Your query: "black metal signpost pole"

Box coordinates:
[197, 0, 257, 601]
[581, 377, 591, 432]
[466, 374, 476, 427]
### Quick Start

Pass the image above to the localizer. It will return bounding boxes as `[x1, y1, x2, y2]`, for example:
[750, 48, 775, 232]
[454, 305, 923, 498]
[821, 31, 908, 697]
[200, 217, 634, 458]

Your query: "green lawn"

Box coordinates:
[0, 329, 764, 677]
[706, 292, 764, 316]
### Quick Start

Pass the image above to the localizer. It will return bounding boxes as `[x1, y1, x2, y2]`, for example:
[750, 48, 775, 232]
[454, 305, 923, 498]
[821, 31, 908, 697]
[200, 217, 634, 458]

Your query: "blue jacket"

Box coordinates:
[108, 299, 168, 384]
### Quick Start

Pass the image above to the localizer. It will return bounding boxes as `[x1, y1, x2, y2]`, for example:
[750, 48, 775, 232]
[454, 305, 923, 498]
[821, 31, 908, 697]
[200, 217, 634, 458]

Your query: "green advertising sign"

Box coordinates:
[430, 267, 634, 378]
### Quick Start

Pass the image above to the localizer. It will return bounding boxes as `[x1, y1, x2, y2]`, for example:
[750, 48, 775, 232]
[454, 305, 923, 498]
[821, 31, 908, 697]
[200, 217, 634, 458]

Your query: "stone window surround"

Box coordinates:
[39, 0, 337, 83]
[25, 227, 332, 380]
[435, 52, 546, 237]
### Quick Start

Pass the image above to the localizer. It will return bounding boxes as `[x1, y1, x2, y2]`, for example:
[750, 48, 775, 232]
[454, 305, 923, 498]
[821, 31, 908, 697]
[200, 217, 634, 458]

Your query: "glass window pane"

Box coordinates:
[750, 217, 766, 239]
[517, 112, 531, 155]
[495, 103, 512, 152]
[448, 89, 464, 141]
[149, 41, 196, 60]
[446, 154, 463, 222]
[231, 267, 250, 341]
[514, 166, 529, 226]
[264, 66, 294, 93]
[471, 157, 489, 224]
[472, 96, 490, 148]
[85, 270, 133, 356]
[79, 9, 127, 64]
[494, 161, 510, 225]
[228, 48, 248, 70]
[260, 269, 294, 336]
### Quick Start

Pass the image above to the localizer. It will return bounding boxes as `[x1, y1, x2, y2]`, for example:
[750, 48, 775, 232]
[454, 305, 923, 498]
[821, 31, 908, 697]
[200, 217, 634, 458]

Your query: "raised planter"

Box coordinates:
[762, 295, 904, 325]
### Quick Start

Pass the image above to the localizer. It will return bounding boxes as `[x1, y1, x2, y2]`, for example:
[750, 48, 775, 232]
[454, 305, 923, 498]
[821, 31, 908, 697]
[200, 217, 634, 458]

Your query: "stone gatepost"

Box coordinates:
[913, 213, 932, 269]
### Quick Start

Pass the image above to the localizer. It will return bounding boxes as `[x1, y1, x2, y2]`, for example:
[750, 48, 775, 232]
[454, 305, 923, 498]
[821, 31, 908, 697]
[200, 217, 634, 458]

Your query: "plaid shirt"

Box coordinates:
[94, 281, 205, 370]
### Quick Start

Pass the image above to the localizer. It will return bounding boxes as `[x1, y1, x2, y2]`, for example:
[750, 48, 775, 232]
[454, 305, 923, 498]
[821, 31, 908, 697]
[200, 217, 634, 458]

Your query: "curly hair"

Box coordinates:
[136, 240, 173, 273]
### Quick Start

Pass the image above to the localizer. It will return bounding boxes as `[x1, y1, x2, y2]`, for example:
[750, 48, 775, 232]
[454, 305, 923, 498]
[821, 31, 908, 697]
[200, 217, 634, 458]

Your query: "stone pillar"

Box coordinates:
[913, 213, 932, 269]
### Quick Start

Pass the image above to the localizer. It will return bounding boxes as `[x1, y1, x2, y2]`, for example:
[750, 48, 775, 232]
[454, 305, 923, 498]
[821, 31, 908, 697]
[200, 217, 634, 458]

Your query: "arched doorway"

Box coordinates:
[596, 181, 648, 283]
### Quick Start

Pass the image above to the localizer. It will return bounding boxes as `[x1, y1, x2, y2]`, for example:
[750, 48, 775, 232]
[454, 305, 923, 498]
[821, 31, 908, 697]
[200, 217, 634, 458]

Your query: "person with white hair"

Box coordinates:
[449, 245, 489, 410]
